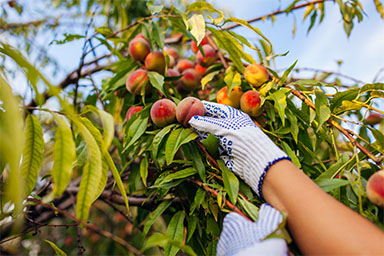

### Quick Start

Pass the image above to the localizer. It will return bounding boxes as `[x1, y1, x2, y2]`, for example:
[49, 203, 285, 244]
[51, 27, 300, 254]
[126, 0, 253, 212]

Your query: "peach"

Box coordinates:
[135, 33, 150, 45]
[244, 64, 269, 87]
[166, 68, 181, 84]
[191, 36, 209, 53]
[126, 69, 150, 95]
[150, 99, 177, 127]
[168, 55, 176, 68]
[176, 97, 205, 127]
[145, 51, 166, 75]
[195, 64, 207, 76]
[128, 38, 151, 62]
[165, 47, 179, 60]
[216, 86, 243, 109]
[365, 113, 383, 126]
[366, 170, 384, 206]
[196, 44, 217, 67]
[181, 68, 201, 90]
[126, 106, 143, 122]
[177, 59, 195, 73]
[240, 90, 262, 117]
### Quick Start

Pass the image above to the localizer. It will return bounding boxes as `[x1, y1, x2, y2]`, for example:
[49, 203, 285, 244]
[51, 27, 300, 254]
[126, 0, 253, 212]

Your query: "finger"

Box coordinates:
[188, 115, 226, 135]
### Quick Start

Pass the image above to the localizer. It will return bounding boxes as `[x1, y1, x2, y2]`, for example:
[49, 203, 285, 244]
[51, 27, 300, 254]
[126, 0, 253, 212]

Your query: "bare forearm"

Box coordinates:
[262, 160, 384, 255]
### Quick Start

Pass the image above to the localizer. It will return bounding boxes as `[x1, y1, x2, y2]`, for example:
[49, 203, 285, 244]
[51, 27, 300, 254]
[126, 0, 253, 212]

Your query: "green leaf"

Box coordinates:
[278, 60, 297, 86]
[160, 167, 197, 185]
[151, 22, 164, 50]
[50, 115, 76, 198]
[165, 128, 198, 165]
[0, 75, 25, 214]
[187, 216, 198, 242]
[69, 116, 102, 221]
[187, 14, 206, 44]
[224, 67, 241, 93]
[188, 144, 206, 182]
[143, 233, 169, 251]
[140, 155, 149, 186]
[360, 83, 384, 94]
[190, 188, 205, 215]
[218, 160, 239, 204]
[125, 116, 149, 149]
[281, 141, 301, 168]
[269, 89, 288, 126]
[238, 197, 259, 221]
[147, 3, 163, 14]
[225, 17, 272, 50]
[315, 154, 350, 181]
[368, 127, 384, 153]
[316, 179, 349, 192]
[148, 71, 165, 95]
[152, 124, 177, 158]
[50, 33, 84, 45]
[315, 89, 330, 131]
[187, 1, 222, 15]
[143, 200, 173, 236]
[201, 71, 220, 90]
[330, 88, 359, 111]
[164, 211, 185, 256]
[83, 105, 114, 149]
[44, 240, 67, 256]
[78, 118, 108, 202]
[20, 115, 45, 196]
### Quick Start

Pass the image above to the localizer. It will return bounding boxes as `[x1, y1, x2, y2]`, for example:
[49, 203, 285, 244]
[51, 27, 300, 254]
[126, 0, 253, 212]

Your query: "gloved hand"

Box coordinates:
[216, 204, 288, 256]
[189, 101, 290, 200]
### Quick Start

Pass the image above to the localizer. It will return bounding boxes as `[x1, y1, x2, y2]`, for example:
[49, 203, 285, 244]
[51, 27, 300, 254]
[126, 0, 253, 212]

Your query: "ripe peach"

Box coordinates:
[195, 64, 207, 76]
[176, 97, 205, 127]
[165, 47, 179, 60]
[135, 33, 150, 45]
[191, 36, 209, 53]
[145, 51, 166, 75]
[240, 90, 262, 117]
[126, 106, 143, 122]
[365, 113, 383, 126]
[244, 64, 269, 87]
[196, 44, 217, 67]
[177, 59, 195, 73]
[166, 68, 181, 85]
[181, 68, 201, 90]
[128, 38, 151, 62]
[150, 99, 177, 127]
[168, 55, 176, 68]
[366, 170, 384, 206]
[216, 86, 243, 109]
[126, 69, 150, 95]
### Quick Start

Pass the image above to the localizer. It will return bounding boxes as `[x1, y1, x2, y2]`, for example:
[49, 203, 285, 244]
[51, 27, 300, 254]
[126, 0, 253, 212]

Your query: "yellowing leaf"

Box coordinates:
[187, 14, 206, 45]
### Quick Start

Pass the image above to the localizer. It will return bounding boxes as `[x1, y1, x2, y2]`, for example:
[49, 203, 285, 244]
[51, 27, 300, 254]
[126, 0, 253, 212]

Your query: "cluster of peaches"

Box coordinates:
[124, 33, 270, 128]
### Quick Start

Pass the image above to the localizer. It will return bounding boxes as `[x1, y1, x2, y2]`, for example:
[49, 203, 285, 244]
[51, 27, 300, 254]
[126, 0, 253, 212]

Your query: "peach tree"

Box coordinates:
[0, 1, 383, 255]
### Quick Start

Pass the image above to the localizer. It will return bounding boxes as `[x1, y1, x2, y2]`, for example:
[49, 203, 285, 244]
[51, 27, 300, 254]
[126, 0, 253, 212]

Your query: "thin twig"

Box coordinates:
[190, 180, 251, 222]
[27, 198, 143, 255]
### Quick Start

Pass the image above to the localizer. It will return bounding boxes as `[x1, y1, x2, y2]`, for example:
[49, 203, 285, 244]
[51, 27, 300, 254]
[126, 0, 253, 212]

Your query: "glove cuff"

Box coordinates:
[257, 156, 291, 201]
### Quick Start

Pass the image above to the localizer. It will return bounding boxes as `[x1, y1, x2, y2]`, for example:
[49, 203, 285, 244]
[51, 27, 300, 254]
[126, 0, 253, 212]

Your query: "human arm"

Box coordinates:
[262, 159, 384, 255]
[189, 101, 384, 255]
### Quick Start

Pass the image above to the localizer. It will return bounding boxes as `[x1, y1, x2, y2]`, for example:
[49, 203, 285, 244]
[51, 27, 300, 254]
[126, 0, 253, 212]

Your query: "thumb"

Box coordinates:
[188, 115, 225, 135]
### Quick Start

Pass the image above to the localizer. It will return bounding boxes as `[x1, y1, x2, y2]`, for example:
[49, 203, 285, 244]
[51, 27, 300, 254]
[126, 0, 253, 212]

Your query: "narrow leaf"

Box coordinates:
[50, 115, 76, 198]
[148, 71, 165, 95]
[152, 124, 177, 158]
[44, 240, 67, 256]
[143, 200, 173, 236]
[20, 115, 45, 196]
[164, 211, 185, 256]
[165, 128, 198, 165]
[0, 75, 25, 214]
[218, 160, 239, 204]
[140, 155, 149, 186]
[315, 89, 331, 131]
[187, 14, 206, 44]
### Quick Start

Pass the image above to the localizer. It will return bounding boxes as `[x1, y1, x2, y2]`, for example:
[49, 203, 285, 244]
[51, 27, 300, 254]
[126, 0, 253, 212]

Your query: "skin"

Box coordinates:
[261, 160, 384, 255]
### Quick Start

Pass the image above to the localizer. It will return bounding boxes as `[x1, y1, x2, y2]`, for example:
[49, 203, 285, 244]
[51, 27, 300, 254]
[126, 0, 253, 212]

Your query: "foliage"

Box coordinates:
[1, 0, 384, 255]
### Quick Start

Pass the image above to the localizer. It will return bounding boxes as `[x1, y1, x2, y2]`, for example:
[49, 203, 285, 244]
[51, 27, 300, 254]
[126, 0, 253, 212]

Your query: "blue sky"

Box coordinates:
[217, 0, 384, 84]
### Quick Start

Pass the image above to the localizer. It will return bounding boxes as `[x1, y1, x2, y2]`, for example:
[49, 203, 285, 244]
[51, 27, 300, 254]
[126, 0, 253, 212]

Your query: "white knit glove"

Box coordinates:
[189, 101, 290, 199]
[216, 203, 288, 256]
